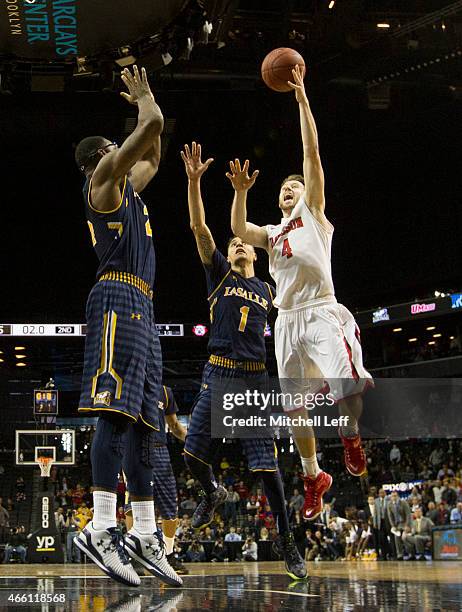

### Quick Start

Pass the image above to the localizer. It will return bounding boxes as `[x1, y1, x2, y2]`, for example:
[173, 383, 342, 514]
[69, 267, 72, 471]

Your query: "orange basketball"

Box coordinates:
[261, 47, 306, 92]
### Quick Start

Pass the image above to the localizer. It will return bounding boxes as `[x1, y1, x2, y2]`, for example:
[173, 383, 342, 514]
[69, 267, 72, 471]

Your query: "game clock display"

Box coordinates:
[34, 390, 58, 416]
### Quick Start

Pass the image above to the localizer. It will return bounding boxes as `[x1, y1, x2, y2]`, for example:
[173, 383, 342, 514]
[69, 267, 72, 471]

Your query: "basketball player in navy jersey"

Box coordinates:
[230, 65, 371, 522]
[125, 385, 189, 574]
[74, 66, 181, 587]
[180, 142, 306, 580]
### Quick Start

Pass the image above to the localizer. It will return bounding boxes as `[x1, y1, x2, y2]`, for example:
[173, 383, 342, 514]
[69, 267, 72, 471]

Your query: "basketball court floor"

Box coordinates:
[1, 561, 461, 611]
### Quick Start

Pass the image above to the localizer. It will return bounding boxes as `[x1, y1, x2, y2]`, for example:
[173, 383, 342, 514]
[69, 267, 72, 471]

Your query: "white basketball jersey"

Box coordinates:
[266, 197, 335, 311]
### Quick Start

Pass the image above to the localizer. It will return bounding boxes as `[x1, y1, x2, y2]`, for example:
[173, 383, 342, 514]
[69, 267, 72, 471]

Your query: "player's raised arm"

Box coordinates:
[227, 159, 268, 251]
[288, 65, 326, 216]
[180, 142, 215, 265]
[129, 133, 161, 194]
[92, 66, 164, 207]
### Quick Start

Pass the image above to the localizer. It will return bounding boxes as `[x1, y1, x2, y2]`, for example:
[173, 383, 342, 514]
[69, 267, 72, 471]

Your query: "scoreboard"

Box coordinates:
[0, 323, 184, 337]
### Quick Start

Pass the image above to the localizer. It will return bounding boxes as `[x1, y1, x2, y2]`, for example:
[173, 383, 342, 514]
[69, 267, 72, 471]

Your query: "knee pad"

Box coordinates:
[91, 414, 129, 489]
[122, 423, 155, 497]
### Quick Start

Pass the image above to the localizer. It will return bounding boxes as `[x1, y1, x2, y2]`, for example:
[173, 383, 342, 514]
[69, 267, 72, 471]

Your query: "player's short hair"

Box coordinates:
[74, 136, 108, 172]
[280, 174, 305, 188]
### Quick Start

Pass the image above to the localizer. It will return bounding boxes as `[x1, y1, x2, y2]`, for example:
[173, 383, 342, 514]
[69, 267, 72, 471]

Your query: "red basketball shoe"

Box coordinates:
[340, 431, 367, 477]
[301, 471, 333, 521]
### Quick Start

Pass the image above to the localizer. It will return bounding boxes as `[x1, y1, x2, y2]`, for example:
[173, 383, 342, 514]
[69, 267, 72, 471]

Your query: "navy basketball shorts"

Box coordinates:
[184, 362, 278, 472]
[78, 279, 161, 430]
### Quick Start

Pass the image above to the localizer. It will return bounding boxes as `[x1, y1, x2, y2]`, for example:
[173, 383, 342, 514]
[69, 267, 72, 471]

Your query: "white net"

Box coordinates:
[37, 457, 53, 478]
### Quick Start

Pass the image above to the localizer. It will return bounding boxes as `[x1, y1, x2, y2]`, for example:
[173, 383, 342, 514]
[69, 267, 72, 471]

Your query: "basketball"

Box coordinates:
[261, 47, 306, 92]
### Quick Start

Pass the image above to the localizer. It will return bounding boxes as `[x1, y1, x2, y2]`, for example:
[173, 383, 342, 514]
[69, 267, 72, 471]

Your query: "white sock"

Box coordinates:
[301, 455, 321, 478]
[92, 491, 117, 531]
[163, 534, 175, 556]
[131, 501, 156, 535]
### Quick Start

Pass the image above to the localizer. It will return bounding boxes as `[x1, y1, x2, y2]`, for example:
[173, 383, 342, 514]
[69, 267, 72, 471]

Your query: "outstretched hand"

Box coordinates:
[226, 159, 259, 192]
[120, 65, 154, 105]
[287, 64, 307, 104]
[181, 142, 214, 180]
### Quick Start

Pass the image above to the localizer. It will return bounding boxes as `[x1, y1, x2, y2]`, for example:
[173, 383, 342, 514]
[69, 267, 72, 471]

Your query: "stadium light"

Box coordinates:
[16, 362, 26, 367]
[428, 341, 436, 345]
[328, 1, 335, 9]
[433, 333, 442, 338]
[15, 346, 25, 350]
[377, 23, 390, 29]
[426, 326, 436, 331]
[392, 328, 402, 332]
[408, 338, 418, 342]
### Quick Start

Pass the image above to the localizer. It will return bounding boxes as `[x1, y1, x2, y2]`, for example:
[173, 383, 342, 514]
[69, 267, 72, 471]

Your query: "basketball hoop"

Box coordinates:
[37, 456, 53, 478]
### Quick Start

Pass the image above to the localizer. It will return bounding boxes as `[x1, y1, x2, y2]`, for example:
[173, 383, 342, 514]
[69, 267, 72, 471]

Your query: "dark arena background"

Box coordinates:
[0, 1, 462, 610]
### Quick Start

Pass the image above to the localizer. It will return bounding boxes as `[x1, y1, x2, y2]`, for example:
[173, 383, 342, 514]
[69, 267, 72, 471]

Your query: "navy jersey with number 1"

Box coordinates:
[205, 250, 275, 362]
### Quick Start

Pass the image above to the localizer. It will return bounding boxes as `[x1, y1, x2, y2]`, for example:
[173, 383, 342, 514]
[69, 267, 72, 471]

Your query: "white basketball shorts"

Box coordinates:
[274, 298, 373, 410]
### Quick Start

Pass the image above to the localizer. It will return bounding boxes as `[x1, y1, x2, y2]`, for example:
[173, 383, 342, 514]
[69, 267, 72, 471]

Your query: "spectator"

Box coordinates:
[344, 522, 359, 560]
[185, 475, 196, 490]
[256, 488, 267, 509]
[450, 502, 462, 524]
[0, 498, 10, 543]
[116, 506, 126, 530]
[288, 489, 304, 517]
[304, 529, 320, 561]
[55, 507, 66, 532]
[215, 521, 226, 541]
[246, 495, 259, 514]
[426, 501, 439, 523]
[180, 496, 197, 514]
[402, 507, 434, 560]
[437, 464, 455, 481]
[435, 502, 449, 526]
[223, 486, 240, 523]
[242, 537, 258, 561]
[3, 527, 27, 563]
[220, 457, 230, 470]
[64, 510, 81, 563]
[433, 481, 444, 504]
[185, 539, 205, 562]
[235, 481, 249, 514]
[357, 520, 372, 558]
[224, 526, 241, 542]
[70, 483, 85, 508]
[75, 502, 92, 530]
[201, 527, 214, 541]
[429, 447, 444, 468]
[387, 491, 411, 560]
[259, 527, 269, 541]
[211, 538, 226, 562]
[390, 444, 401, 464]
[116, 474, 126, 508]
[320, 502, 337, 529]
[441, 480, 458, 507]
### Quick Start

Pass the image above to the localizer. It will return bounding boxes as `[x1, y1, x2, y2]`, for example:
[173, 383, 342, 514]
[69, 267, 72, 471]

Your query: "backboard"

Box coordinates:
[15, 430, 75, 466]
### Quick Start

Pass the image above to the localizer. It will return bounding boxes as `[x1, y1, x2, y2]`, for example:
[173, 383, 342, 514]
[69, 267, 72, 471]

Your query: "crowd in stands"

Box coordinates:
[1, 438, 461, 563]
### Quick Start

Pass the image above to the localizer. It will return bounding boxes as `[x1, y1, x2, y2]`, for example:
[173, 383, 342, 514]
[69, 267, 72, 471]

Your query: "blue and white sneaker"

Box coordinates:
[124, 528, 183, 587]
[75, 523, 140, 587]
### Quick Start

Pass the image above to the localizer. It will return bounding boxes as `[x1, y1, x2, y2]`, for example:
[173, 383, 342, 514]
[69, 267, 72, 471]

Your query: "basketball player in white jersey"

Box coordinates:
[228, 64, 373, 521]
